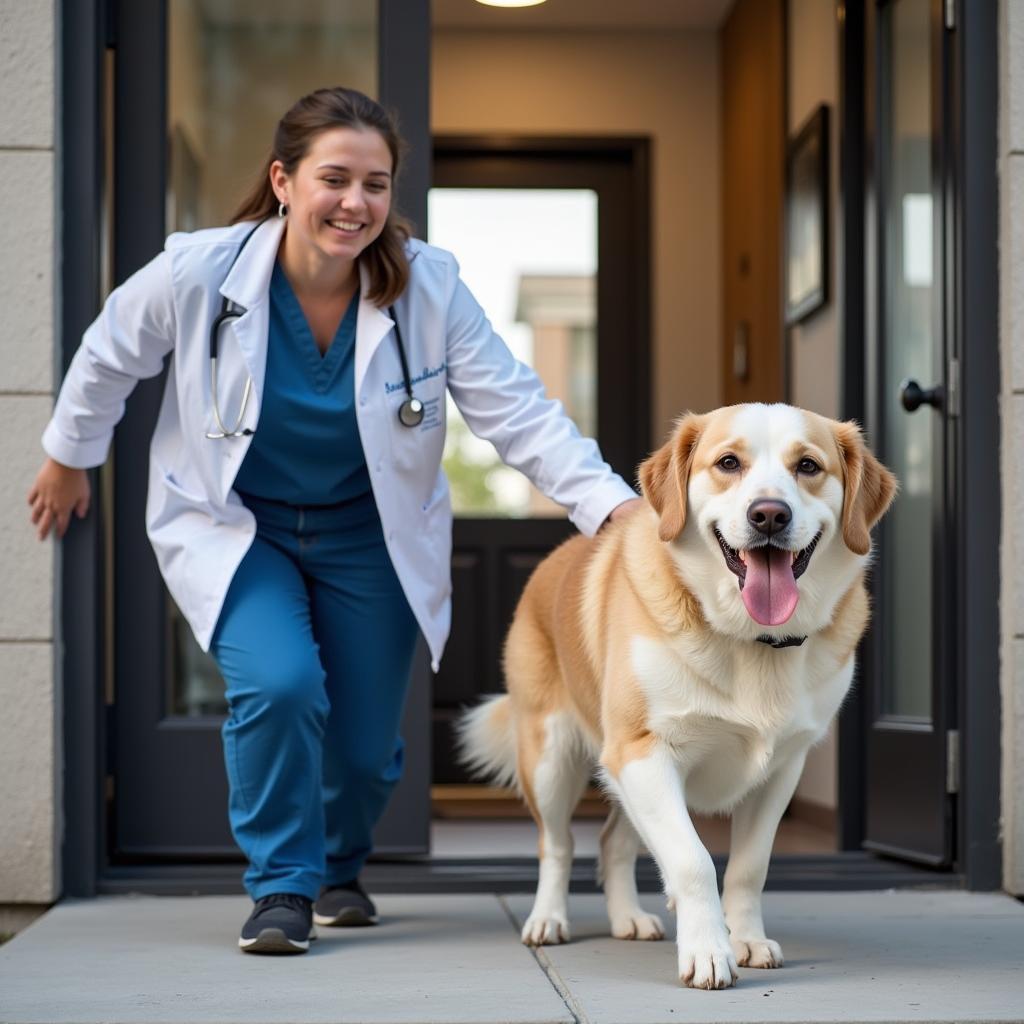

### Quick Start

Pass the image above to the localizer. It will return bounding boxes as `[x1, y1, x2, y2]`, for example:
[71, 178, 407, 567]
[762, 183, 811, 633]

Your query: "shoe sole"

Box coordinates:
[239, 926, 317, 954]
[313, 907, 378, 927]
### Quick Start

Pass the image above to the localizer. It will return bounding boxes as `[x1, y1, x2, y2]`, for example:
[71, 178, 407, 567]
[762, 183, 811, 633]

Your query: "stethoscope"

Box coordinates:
[206, 220, 423, 439]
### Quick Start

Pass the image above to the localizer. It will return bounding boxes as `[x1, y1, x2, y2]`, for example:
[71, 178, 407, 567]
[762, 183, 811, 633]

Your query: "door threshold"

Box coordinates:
[96, 852, 961, 897]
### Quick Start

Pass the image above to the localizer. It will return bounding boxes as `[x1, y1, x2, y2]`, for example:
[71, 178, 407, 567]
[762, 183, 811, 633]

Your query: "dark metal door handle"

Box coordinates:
[899, 378, 944, 412]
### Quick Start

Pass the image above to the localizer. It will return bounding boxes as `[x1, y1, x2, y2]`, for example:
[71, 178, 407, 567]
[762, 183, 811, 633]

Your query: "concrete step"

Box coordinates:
[1, 891, 1022, 1023]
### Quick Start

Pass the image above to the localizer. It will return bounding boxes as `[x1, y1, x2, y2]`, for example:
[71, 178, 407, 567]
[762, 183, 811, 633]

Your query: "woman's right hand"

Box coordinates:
[28, 458, 91, 541]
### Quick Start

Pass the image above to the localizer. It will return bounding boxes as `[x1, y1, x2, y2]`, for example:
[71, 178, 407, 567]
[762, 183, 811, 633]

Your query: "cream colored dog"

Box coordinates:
[457, 403, 897, 990]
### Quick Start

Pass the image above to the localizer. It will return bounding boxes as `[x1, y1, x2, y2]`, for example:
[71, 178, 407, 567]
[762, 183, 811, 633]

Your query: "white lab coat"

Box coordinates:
[42, 216, 637, 670]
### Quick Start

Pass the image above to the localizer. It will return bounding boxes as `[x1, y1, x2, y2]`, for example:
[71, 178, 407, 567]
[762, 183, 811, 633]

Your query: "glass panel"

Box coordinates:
[427, 188, 598, 517]
[166, 0, 378, 716]
[881, 0, 934, 719]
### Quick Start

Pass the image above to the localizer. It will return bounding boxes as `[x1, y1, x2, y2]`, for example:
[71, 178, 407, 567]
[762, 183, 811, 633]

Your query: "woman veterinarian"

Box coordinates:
[28, 87, 641, 955]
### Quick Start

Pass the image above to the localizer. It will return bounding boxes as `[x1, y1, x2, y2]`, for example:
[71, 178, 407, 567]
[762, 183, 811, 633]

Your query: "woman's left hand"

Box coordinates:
[602, 497, 645, 529]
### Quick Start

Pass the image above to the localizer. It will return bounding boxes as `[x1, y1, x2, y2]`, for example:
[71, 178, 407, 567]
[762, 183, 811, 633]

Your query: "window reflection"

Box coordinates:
[881, 0, 933, 719]
[427, 188, 599, 517]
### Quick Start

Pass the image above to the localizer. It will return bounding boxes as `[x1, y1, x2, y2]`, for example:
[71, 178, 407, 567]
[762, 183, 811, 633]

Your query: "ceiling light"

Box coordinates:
[475, 0, 548, 7]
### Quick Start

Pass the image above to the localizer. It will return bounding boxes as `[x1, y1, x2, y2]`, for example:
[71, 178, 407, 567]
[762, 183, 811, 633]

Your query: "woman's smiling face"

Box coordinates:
[271, 126, 393, 267]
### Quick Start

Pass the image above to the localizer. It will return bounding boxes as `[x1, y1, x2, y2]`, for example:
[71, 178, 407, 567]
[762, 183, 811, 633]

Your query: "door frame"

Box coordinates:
[58, 0, 432, 895]
[836, 0, 1000, 887]
[950, 0, 1001, 891]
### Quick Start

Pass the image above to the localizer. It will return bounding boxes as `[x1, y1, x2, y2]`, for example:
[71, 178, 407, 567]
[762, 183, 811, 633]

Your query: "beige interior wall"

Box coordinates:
[787, 0, 841, 421]
[432, 28, 723, 451]
[787, 0, 841, 813]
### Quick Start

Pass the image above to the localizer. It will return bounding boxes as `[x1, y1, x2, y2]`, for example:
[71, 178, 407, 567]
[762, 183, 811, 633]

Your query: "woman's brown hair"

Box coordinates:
[231, 86, 411, 307]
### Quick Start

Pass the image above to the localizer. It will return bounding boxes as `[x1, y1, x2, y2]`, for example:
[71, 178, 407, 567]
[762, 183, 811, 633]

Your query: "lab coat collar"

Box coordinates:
[212, 218, 282, 438]
[218, 216, 284, 311]
[355, 260, 396, 396]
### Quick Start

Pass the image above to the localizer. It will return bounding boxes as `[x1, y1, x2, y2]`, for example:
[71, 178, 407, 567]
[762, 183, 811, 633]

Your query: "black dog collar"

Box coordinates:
[756, 634, 807, 649]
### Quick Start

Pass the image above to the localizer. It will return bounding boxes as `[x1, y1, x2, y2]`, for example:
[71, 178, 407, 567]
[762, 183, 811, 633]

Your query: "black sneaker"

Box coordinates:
[313, 878, 378, 927]
[239, 893, 317, 954]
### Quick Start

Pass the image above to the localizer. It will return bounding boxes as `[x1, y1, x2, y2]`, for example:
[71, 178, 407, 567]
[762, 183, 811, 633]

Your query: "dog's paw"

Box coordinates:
[610, 910, 665, 941]
[678, 937, 739, 990]
[521, 913, 570, 946]
[731, 936, 784, 968]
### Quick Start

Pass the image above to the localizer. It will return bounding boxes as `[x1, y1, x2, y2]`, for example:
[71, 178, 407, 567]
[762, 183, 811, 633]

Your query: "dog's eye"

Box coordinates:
[797, 457, 821, 476]
[717, 454, 741, 472]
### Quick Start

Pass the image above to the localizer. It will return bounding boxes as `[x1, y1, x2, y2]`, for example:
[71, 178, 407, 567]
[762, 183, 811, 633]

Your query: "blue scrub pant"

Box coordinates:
[210, 491, 420, 901]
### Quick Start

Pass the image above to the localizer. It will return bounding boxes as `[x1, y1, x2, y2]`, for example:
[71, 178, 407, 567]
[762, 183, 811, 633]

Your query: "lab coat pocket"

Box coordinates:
[162, 469, 205, 502]
[389, 383, 447, 474]
[422, 475, 453, 595]
[148, 467, 210, 615]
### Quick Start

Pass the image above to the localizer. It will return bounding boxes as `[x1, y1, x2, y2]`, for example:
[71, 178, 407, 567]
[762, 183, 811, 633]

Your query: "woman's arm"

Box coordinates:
[29, 249, 176, 539]
[444, 270, 637, 537]
[41, 249, 177, 469]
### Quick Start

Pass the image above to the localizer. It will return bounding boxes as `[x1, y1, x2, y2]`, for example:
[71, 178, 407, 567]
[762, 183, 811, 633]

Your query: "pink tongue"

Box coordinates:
[740, 546, 799, 625]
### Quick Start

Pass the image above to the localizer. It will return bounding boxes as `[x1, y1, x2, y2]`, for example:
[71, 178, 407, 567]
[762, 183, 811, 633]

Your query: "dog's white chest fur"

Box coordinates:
[630, 634, 849, 813]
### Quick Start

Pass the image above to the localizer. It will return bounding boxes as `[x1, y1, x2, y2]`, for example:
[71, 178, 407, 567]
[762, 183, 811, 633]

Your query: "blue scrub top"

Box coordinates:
[233, 261, 372, 506]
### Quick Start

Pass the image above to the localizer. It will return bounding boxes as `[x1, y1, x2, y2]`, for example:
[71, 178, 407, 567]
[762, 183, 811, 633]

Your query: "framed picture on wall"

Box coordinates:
[784, 104, 829, 325]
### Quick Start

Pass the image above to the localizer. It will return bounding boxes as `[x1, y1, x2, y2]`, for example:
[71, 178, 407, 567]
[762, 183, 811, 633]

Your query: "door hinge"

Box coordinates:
[944, 0, 955, 30]
[946, 729, 960, 795]
[947, 356, 961, 418]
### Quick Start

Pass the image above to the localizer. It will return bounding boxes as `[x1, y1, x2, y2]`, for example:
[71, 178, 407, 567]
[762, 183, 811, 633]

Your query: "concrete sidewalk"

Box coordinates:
[1, 891, 1022, 1024]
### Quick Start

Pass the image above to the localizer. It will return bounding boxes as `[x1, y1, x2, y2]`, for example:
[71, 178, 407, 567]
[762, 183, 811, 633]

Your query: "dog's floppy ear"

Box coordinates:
[638, 413, 704, 542]
[832, 420, 898, 556]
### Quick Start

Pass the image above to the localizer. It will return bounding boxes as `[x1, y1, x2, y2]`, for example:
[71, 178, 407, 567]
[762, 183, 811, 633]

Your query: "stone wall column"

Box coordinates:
[1000, 0, 1024, 896]
[0, 0, 61, 907]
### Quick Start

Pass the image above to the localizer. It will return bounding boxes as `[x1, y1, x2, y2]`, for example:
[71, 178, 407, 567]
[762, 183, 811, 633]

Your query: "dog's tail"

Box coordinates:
[454, 694, 519, 792]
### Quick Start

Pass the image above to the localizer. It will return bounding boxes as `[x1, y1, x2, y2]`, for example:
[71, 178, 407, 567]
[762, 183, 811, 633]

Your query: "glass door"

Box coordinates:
[862, 0, 956, 865]
[110, 0, 431, 862]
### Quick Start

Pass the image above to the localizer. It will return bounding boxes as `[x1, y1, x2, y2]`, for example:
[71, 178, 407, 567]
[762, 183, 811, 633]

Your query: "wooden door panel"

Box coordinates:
[721, 0, 785, 405]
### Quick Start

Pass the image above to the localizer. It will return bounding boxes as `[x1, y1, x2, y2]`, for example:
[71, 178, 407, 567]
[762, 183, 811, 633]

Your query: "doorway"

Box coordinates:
[427, 138, 651, 805]
[60, 0, 1002, 896]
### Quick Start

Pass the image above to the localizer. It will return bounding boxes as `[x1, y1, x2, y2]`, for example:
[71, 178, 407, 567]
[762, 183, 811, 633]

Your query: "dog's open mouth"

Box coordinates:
[713, 526, 822, 627]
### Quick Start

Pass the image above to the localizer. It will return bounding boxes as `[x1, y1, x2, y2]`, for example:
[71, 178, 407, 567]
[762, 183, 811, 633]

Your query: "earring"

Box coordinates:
[278, 201, 288, 218]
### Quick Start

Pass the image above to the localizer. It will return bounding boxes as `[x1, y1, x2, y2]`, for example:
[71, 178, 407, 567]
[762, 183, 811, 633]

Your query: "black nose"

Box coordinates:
[747, 499, 792, 537]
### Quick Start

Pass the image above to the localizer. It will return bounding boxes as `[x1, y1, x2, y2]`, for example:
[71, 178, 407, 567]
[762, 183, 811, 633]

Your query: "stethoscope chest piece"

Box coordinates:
[398, 397, 424, 428]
